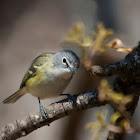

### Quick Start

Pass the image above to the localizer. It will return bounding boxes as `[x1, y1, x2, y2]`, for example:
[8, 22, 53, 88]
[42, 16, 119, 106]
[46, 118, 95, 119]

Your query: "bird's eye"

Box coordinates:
[62, 57, 67, 65]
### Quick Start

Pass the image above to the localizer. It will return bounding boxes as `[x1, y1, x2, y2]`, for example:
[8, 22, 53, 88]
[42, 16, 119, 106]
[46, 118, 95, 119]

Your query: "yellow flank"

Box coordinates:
[26, 62, 51, 90]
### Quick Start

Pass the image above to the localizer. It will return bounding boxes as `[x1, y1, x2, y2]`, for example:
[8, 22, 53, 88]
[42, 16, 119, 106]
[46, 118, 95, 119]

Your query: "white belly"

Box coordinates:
[28, 68, 73, 99]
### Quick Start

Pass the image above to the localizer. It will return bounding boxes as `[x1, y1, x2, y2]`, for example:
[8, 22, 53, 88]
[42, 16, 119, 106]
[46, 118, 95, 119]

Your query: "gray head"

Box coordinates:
[53, 50, 80, 73]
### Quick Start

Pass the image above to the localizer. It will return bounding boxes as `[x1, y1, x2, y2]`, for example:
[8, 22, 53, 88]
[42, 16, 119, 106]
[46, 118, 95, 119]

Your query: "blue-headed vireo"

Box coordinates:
[3, 50, 80, 119]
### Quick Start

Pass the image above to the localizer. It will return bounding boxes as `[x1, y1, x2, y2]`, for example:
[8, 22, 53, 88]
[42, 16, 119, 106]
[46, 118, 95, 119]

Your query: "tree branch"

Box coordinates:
[0, 89, 105, 140]
[90, 43, 140, 140]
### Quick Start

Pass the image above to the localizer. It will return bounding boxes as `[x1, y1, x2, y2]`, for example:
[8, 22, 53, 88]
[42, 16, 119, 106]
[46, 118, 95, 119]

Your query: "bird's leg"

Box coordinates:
[38, 98, 47, 120]
[60, 93, 75, 102]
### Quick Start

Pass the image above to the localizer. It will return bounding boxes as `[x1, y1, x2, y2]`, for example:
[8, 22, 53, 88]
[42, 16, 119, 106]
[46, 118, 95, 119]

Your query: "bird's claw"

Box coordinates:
[60, 93, 75, 103]
[39, 105, 48, 120]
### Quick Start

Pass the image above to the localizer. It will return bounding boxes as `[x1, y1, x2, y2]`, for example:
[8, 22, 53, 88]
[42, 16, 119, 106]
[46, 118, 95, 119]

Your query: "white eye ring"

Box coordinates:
[62, 57, 67, 65]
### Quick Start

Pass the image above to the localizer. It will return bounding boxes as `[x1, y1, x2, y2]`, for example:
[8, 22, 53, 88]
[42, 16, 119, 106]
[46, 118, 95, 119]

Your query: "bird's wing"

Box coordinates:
[20, 52, 54, 88]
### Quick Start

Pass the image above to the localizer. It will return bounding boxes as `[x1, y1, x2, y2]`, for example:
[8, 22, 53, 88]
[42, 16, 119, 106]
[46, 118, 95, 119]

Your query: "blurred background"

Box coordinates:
[0, 0, 140, 140]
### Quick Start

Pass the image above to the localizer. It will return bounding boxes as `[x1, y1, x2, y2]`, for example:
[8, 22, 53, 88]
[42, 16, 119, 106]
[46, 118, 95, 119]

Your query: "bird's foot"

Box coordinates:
[39, 104, 48, 120]
[60, 93, 75, 103]
[38, 98, 50, 126]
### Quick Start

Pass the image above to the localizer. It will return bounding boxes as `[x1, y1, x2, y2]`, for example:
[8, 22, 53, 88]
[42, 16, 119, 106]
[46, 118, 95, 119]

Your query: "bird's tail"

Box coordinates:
[3, 87, 27, 104]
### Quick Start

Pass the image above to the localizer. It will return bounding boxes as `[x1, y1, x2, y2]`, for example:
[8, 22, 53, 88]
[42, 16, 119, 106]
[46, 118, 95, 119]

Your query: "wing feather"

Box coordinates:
[20, 52, 54, 88]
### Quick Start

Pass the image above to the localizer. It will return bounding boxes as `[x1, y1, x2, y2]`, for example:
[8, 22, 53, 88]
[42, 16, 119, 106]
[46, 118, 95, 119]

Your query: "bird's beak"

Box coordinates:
[69, 67, 77, 74]
[67, 61, 77, 74]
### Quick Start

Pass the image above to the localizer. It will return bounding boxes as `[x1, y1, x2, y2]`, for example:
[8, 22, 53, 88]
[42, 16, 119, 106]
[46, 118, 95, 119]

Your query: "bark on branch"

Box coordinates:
[0, 89, 105, 140]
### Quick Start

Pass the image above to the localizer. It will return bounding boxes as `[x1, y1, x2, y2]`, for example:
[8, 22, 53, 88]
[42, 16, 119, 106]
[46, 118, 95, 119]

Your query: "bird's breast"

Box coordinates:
[26, 67, 73, 99]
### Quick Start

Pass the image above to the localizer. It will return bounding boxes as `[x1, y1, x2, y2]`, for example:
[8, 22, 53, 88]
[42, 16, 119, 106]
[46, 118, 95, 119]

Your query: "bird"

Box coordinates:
[3, 50, 80, 119]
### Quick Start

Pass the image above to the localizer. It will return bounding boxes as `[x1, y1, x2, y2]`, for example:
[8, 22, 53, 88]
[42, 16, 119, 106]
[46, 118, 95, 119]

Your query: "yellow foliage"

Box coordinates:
[86, 110, 108, 140]
[63, 22, 94, 48]
[93, 23, 114, 52]
[99, 80, 132, 105]
[63, 22, 114, 52]
[99, 80, 133, 131]
[110, 112, 121, 125]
